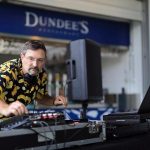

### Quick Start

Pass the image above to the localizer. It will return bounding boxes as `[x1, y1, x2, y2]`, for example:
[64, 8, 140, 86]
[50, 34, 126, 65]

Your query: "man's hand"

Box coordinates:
[2, 101, 28, 117]
[54, 96, 68, 107]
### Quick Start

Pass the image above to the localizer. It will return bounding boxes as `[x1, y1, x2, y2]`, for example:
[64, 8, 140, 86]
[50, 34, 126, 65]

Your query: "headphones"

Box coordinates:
[24, 73, 37, 85]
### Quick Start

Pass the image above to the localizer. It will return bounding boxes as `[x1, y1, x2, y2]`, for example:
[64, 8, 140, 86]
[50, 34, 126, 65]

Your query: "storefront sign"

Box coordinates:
[0, 3, 129, 46]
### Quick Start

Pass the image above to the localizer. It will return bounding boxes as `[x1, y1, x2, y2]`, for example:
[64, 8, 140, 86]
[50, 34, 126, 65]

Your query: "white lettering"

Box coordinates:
[25, 12, 38, 27]
[25, 11, 89, 34]
[57, 19, 65, 28]
[48, 18, 56, 27]
[80, 21, 89, 34]
[39, 16, 47, 27]
[72, 22, 79, 31]
[65, 20, 72, 30]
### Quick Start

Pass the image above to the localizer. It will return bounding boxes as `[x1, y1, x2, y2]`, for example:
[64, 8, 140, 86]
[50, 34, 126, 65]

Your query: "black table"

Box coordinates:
[63, 132, 150, 150]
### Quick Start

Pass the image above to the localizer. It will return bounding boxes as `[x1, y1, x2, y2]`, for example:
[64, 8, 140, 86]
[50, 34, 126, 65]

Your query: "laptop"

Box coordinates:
[103, 86, 150, 123]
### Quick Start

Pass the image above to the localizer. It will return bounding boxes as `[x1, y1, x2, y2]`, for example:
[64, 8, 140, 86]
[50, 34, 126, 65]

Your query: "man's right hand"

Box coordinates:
[1, 101, 28, 117]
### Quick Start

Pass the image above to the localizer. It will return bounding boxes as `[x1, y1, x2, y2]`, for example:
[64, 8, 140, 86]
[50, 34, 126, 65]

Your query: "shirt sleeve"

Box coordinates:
[0, 72, 10, 101]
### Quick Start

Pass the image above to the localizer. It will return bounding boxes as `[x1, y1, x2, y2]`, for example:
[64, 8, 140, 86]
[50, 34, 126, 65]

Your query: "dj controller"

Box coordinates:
[0, 109, 65, 131]
[0, 109, 106, 150]
[1, 109, 149, 150]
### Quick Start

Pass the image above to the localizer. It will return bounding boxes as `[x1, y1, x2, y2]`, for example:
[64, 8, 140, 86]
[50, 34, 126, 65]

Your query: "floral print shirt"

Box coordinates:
[0, 58, 48, 105]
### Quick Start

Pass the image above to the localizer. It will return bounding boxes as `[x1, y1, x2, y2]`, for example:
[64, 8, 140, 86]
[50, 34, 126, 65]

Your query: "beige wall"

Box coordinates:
[7, 0, 143, 21]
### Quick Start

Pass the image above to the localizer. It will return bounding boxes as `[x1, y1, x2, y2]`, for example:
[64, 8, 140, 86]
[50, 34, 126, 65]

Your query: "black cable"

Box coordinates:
[28, 79, 72, 149]
[29, 126, 51, 140]
[66, 123, 89, 142]
[40, 121, 56, 150]
[28, 121, 52, 150]
[61, 81, 72, 149]
[63, 81, 72, 120]
[60, 122, 67, 149]
[31, 121, 49, 149]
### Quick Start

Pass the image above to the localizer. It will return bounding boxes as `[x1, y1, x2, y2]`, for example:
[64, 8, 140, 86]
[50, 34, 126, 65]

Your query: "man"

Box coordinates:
[0, 40, 67, 117]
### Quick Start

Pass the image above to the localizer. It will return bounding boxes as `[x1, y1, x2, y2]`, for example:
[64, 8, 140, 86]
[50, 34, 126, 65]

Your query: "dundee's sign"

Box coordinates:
[0, 3, 129, 46]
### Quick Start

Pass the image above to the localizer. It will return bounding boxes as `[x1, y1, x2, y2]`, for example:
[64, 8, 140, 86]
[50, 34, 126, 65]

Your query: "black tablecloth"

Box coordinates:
[63, 132, 150, 150]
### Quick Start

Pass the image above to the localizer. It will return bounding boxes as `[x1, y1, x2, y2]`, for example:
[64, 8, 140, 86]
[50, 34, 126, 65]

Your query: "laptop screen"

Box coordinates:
[138, 86, 150, 114]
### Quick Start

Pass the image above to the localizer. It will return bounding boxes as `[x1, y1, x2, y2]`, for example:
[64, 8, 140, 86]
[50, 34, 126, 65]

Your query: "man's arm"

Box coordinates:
[0, 100, 28, 117]
[36, 95, 67, 107]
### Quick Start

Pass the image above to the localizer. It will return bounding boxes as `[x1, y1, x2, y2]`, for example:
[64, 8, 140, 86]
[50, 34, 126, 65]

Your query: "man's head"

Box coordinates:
[20, 40, 46, 76]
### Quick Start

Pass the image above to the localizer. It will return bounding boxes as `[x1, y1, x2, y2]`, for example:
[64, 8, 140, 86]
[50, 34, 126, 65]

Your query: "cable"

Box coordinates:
[67, 123, 89, 142]
[57, 122, 89, 149]
[63, 80, 72, 121]
[33, 121, 50, 150]
[60, 122, 67, 149]
[28, 121, 53, 150]
[61, 80, 72, 149]
[40, 121, 57, 150]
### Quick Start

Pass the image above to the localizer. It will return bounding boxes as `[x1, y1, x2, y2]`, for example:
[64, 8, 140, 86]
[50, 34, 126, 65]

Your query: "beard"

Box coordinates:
[28, 67, 40, 76]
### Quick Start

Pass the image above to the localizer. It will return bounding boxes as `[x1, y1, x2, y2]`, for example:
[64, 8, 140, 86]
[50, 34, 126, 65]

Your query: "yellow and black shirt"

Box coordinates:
[0, 58, 48, 105]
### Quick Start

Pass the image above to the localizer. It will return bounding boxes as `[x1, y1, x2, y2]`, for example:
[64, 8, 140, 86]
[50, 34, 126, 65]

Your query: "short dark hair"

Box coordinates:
[21, 40, 47, 54]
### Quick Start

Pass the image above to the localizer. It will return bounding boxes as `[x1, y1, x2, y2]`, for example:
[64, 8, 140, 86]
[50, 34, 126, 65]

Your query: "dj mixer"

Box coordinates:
[0, 109, 65, 130]
[0, 109, 106, 149]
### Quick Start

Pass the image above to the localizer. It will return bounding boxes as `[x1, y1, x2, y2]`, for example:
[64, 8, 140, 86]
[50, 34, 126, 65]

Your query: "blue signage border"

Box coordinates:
[0, 3, 130, 46]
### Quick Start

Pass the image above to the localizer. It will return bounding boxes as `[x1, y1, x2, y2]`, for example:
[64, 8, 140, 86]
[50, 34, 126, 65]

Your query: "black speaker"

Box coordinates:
[67, 39, 103, 101]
